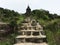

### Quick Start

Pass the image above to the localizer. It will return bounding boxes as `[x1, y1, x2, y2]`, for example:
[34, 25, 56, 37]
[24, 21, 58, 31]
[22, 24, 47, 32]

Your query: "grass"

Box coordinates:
[45, 30, 56, 45]
[0, 40, 13, 45]
[0, 33, 17, 45]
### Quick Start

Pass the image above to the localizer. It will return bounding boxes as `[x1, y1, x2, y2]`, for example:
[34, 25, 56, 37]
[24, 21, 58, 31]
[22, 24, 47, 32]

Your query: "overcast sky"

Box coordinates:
[0, 0, 60, 15]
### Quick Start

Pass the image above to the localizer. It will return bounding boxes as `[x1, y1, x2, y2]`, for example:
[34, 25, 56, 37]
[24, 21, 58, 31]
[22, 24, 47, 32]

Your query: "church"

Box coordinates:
[14, 6, 47, 45]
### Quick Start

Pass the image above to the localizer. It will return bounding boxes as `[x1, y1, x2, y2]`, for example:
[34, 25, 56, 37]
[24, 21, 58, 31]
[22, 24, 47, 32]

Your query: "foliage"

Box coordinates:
[45, 30, 56, 45]
[44, 19, 60, 45]
[0, 7, 24, 45]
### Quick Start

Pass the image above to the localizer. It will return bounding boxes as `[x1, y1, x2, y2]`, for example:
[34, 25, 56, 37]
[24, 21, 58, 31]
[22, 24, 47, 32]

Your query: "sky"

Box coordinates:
[0, 0, 60, 15]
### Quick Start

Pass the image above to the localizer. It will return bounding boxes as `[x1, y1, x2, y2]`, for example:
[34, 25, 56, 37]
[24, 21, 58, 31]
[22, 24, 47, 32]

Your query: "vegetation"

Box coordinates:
[31, 9, 60, 45]
[0, 7, 24, 45]
[0, 7, 60, 45]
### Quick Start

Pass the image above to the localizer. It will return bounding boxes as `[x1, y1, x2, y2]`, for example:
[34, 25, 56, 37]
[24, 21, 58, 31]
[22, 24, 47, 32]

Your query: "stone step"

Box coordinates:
[14, 42, 48, 45]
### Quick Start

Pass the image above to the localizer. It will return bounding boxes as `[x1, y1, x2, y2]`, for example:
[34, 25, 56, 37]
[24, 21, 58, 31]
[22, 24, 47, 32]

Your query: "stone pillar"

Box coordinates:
[23, 38, 26, 43]
[23, 32, 25, 35]
[31, 32, 33, 36]
[39, 31, 41, 36]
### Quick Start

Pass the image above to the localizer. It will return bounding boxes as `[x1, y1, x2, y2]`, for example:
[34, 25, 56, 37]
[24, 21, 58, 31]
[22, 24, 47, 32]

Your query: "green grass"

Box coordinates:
[45, 30, 56, 45]
[0, 33, 17, 45]
[0, 40, 13, 45]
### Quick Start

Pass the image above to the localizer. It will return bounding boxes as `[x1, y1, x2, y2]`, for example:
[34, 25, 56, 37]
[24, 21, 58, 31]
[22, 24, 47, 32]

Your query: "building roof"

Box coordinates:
[26, 5, 31, 10]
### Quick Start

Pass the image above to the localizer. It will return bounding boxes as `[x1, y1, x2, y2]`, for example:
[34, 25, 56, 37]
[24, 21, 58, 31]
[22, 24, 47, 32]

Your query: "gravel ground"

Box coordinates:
[14, 42, 48, 45]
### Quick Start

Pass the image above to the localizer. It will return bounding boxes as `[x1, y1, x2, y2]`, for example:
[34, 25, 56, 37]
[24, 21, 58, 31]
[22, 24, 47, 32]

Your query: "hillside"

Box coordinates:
[0, 7, 24, 24]
[31, 9, 60, 45]
[0, 7, 60, 45]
